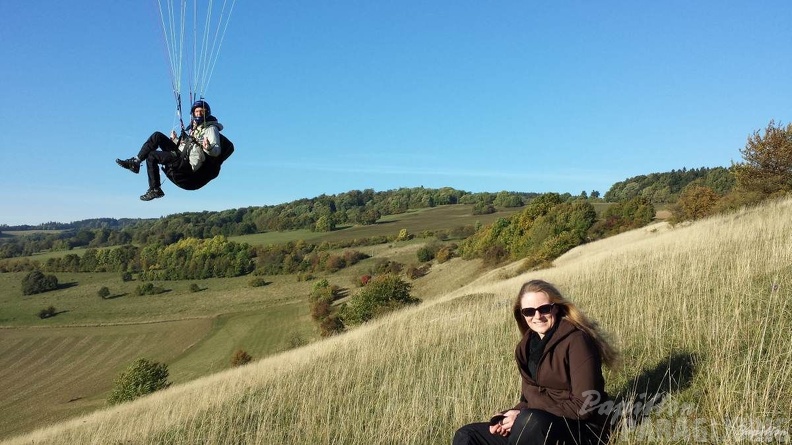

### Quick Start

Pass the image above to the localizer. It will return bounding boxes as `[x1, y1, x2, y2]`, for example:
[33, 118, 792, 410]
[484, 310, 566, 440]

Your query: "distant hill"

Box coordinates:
[0, 218, 151, 232]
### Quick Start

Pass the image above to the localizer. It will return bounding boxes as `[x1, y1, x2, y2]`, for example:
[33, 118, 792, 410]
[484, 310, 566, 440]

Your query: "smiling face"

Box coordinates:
[520, 291, 558, 338]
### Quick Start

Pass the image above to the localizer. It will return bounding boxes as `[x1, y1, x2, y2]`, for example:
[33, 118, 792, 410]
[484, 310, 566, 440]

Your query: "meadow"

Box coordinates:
[3, 198, 790, 444]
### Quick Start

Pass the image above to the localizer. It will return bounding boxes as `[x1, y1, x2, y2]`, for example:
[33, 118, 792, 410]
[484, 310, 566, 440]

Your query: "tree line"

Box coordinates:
[0, 237, 253, 281]
[1, 234, 418, 280]
[0, 187, 533, 260]
[604, 166, 735, 204]
[459, 193, 655, 269]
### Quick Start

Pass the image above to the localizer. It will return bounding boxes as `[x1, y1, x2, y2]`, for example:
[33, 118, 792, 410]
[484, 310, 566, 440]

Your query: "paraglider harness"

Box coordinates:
[162, 119, 235, 191]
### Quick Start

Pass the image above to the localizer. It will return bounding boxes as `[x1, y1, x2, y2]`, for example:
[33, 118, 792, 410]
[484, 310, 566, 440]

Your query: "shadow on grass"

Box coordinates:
[57, 282, 79, 290]
[607, 351, 698, 430]
[102, 293, 128, 300]
[334, 287, 351, 300]
[40, 309, 70, 319]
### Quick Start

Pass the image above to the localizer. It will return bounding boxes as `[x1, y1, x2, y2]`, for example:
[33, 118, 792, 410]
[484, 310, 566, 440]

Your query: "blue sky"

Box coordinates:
[1, 1, 789, 226]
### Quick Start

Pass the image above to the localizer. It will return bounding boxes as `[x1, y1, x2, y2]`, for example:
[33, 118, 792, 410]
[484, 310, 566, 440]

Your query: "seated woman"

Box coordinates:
[453, 279, 618, 445]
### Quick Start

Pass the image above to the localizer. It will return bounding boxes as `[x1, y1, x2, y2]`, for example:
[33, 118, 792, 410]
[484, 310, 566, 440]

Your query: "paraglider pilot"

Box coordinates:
[116, 100, 223, 201]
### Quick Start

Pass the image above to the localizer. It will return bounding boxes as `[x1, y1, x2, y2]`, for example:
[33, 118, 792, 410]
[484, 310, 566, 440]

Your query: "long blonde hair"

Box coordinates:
[512, 279, 618, 368]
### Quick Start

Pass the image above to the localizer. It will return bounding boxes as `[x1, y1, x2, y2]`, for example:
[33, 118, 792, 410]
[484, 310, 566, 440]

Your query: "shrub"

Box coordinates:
[342, 250, 369, 265]
[589, 196, 656, 239]
[340, 274, 420, 325]
[309, 280, 346, 336]
[310, 300, 333, 321]
[435, 245, 455, 263]
[396, 228, 411, 241]
[416, 244, 436, 262]
[189, 283, 201, 292]
[482, 245, 508, 266]
[449, 225, 476, 239]
[359, 274, 372, 286]
[21, 270, 59, 295]
[248, 277, 270, 287]
[135, 283, 166, 296]
[121, 271, 133, 282]
[472, 202, 496, 215]
[38, 306, 57, 319]
[325, 255, 346, 273]
[107, 358, 170, 405]
[406, 263, 431, 280]
[289, 334, 307, 349]
[230, 349, 253, 367]
[319, 314, 344, 337]
[98, 286, 111, 299]
[297, 272, 315, 282]
[671, 185, 721, 223]
[369, 259, 403, 275]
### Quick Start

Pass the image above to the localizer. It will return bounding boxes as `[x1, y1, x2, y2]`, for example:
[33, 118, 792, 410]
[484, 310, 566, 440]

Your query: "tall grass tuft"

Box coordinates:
[7, 199, 792, 444]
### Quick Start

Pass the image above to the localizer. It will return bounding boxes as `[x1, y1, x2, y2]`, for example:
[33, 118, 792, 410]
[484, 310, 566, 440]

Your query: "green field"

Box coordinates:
[228, 204, 526, 246]
[0, 319, 213, 439]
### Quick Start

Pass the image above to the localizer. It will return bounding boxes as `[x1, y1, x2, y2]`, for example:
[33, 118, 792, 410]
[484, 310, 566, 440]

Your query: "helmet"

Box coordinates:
[190, 100, 211, 116]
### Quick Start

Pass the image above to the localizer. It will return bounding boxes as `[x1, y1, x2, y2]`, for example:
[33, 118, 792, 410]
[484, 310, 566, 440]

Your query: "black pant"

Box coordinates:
[453, 409, 608, 445]
[137, 131, 181, 189]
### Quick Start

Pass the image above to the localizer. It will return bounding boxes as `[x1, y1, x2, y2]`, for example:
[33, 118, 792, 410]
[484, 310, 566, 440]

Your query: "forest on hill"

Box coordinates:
[0, 165, 727, 261]
[604, 166, 733, 203]
[0, 187, 533, 258]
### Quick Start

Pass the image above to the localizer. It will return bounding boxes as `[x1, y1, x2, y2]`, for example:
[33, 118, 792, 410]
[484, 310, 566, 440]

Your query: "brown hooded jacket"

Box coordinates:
[511, 318, 609, 425]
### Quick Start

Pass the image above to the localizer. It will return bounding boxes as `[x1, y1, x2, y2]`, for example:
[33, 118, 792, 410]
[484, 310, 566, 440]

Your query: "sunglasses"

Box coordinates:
[520, 303, 555, 318]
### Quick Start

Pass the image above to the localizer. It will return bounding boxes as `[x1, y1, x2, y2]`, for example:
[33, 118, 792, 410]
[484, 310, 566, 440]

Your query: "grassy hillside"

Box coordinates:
[5, 198, 791, 444]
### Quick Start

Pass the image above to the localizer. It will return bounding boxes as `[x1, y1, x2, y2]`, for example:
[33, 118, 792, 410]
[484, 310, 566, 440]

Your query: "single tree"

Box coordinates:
[22, 270, 58, 295]
[672, 185, 720, 222]
[230, 349, 253, 367]
[107, 358, 170, 405]
[733, 120, 792, 197]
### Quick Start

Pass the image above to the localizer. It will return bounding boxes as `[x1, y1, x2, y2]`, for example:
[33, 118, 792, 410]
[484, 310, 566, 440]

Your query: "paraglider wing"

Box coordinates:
[155, 0, 237, 191]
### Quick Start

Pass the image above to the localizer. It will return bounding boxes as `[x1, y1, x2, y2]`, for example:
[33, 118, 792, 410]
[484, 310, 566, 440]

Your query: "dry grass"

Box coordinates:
[5, 198, 792, 444]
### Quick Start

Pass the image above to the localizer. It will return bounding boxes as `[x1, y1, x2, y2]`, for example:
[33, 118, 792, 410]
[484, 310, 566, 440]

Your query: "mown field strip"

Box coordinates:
[0, 319, 213, 440]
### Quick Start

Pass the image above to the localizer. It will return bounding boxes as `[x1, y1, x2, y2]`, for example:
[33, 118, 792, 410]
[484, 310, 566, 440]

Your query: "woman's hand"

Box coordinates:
[488, 410, 520, 436]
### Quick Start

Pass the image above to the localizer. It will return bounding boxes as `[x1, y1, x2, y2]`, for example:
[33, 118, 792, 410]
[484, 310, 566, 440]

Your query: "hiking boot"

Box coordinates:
[140, 188, 165, 201]
[116, 157, 140, 174]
